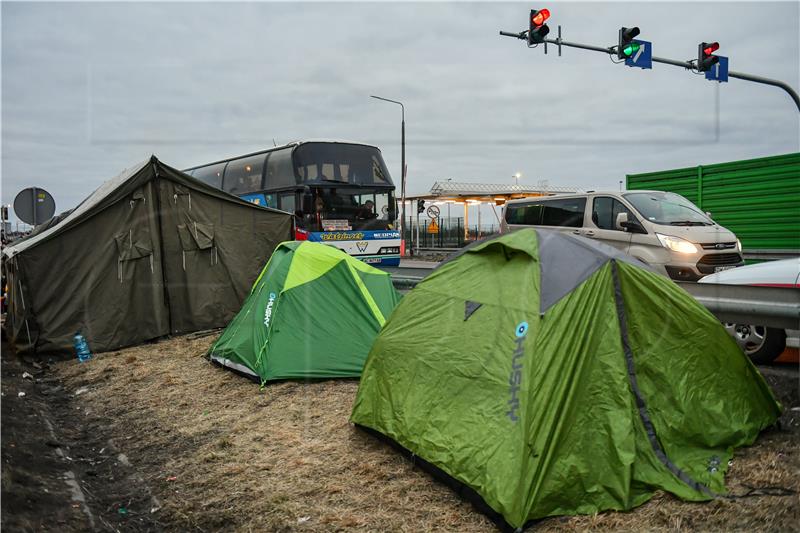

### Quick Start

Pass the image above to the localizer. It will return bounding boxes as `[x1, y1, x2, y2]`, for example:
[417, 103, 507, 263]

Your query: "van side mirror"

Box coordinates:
[621, 221, 646, 234]
[617, 212, 646, 234]
[615, 212, 628, 231]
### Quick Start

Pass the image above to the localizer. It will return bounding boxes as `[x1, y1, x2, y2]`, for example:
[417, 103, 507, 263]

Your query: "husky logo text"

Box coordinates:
[507, 321, 529, 423]
[263, 292, 277, 329]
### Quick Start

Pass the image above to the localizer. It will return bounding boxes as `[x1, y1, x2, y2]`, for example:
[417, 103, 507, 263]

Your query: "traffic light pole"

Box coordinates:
[499, 31, 800, 112]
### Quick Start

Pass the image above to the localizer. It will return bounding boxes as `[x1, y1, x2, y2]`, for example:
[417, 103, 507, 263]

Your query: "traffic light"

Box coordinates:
[417, 199, 425, 214]
[617, 27, 641, 59]
[1, 206, 7, 221]
[698, 42, 720, 72]
[528, 9, 550, 45]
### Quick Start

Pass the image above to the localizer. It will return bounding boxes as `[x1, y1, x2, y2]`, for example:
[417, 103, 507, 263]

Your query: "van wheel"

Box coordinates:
[724, 323, 786, 364]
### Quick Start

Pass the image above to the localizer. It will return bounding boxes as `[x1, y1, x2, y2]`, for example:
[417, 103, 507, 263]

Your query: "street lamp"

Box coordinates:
[513, 172, 522, 187]
[370, 95, 406, 256]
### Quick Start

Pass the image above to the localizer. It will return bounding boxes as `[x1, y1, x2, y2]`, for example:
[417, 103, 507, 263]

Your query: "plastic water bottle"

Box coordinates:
[73, 331, 93, 363]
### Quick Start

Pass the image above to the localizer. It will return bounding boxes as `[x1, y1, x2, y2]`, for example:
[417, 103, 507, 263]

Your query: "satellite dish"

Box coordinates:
[13, 187, 56, 226]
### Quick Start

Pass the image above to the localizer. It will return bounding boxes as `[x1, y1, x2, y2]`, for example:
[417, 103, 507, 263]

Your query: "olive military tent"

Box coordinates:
[209, 241, 401, 382]
[351, 229, 781, 530]
[2, 156, 292, 354]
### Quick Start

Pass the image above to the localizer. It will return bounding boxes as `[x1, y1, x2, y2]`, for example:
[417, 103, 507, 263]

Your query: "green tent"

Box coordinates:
[351, 229, 781, 530]
[209, 241, 401, 382]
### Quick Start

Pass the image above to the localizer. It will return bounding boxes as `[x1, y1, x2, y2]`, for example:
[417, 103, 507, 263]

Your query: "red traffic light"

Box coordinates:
[703, 42, 720, 56]
[698, 42, 720, 72]
[531, 8, 550, 27]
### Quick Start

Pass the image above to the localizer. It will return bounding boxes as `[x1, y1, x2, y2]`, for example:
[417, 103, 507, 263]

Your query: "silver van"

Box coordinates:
[501, 190, 743, 281]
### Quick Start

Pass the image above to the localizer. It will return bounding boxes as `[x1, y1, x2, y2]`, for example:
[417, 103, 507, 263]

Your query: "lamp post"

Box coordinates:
[370, 95, 406, 256]
[513, 172, 522, 187]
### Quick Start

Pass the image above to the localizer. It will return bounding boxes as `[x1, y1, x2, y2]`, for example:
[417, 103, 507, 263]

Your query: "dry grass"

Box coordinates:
[57, 336, 799, 532]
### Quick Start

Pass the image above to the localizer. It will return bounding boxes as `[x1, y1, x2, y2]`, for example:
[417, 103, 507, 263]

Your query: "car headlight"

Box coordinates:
[736, 238, 742, 252]
[656, 233, 698, 254]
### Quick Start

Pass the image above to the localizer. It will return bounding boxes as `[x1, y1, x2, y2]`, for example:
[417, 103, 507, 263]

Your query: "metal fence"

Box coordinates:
[626, 152, 800, 259]
[403, 217, 501, 249]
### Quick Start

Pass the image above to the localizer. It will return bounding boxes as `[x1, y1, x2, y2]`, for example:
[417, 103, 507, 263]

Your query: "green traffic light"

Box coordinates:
[622, 42, 640, 57]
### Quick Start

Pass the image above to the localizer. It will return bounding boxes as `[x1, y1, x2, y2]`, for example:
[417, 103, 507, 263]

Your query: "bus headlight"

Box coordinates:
[656, 233, 698, 254]
[736, 238, 742, 252]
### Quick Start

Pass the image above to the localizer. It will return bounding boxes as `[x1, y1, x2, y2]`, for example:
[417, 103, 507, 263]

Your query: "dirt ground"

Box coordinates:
[1, 341, 162, 532]
[2, 334, 798, 532]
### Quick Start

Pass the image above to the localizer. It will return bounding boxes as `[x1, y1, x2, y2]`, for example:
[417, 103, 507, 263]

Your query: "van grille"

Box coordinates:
[696, 253, 743, 274]
[698, 253, 742, 265]
[700, 242, 737, 250]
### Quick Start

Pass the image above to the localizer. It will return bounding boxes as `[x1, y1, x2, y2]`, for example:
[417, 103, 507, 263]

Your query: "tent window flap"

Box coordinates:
[177, 222, 215, 251]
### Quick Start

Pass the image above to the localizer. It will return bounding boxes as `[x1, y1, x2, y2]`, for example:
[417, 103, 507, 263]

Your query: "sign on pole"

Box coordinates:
[427, 218, 440, 234]
[625, 39, 652, 69]
[426, 205, 440, 219]
[705, 56, 729, 82]
[13, 187, 56, 226]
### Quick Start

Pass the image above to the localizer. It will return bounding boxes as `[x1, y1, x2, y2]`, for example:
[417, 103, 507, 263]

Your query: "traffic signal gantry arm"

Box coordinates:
[499, 26, 800, 112]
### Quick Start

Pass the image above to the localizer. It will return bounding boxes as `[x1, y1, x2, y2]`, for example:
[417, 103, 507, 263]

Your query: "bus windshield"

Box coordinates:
[301, 187, 396, 231]
[293, 143, 392, 185]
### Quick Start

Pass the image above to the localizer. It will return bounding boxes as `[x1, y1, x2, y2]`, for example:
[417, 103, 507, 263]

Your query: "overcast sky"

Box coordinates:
[2, 1, 799, 224]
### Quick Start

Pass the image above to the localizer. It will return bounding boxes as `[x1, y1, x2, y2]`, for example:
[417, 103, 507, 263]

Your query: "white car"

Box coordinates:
[700, 258, 800, 364]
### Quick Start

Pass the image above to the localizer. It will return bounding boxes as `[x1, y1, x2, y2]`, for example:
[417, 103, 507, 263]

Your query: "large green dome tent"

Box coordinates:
[351, 228, 780, 530]
[209, 241, 401, 383]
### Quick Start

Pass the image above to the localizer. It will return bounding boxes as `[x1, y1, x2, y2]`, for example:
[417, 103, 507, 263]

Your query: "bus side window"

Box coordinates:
[265, 148, 296, 188]
[223, 155, 265, 195]
[301, 192, 314, 214]
[279, 193, 296, 214]
[192, 163, 226, 189]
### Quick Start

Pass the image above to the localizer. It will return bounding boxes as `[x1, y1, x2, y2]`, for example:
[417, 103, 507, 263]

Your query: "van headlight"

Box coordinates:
[736, 238, 742, 252]
[656, 233, 698, 254]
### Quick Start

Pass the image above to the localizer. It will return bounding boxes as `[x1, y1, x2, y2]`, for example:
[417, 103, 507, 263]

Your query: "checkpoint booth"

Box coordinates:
[403, 181, 576, 250]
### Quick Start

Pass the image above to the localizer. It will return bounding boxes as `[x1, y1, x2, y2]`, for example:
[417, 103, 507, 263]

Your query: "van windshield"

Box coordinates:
[623, 192, 713, 226]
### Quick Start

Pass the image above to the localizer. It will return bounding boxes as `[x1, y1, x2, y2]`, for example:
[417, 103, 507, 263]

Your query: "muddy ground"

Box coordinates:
[2, 335, 798, 532]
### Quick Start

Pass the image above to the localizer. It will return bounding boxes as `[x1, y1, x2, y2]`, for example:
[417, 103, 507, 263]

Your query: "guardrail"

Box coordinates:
[392, 275, 800, 330]
[743, 249, 800, 261]
[391, 276, 425, 291]
[676, 282, 800, 330]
